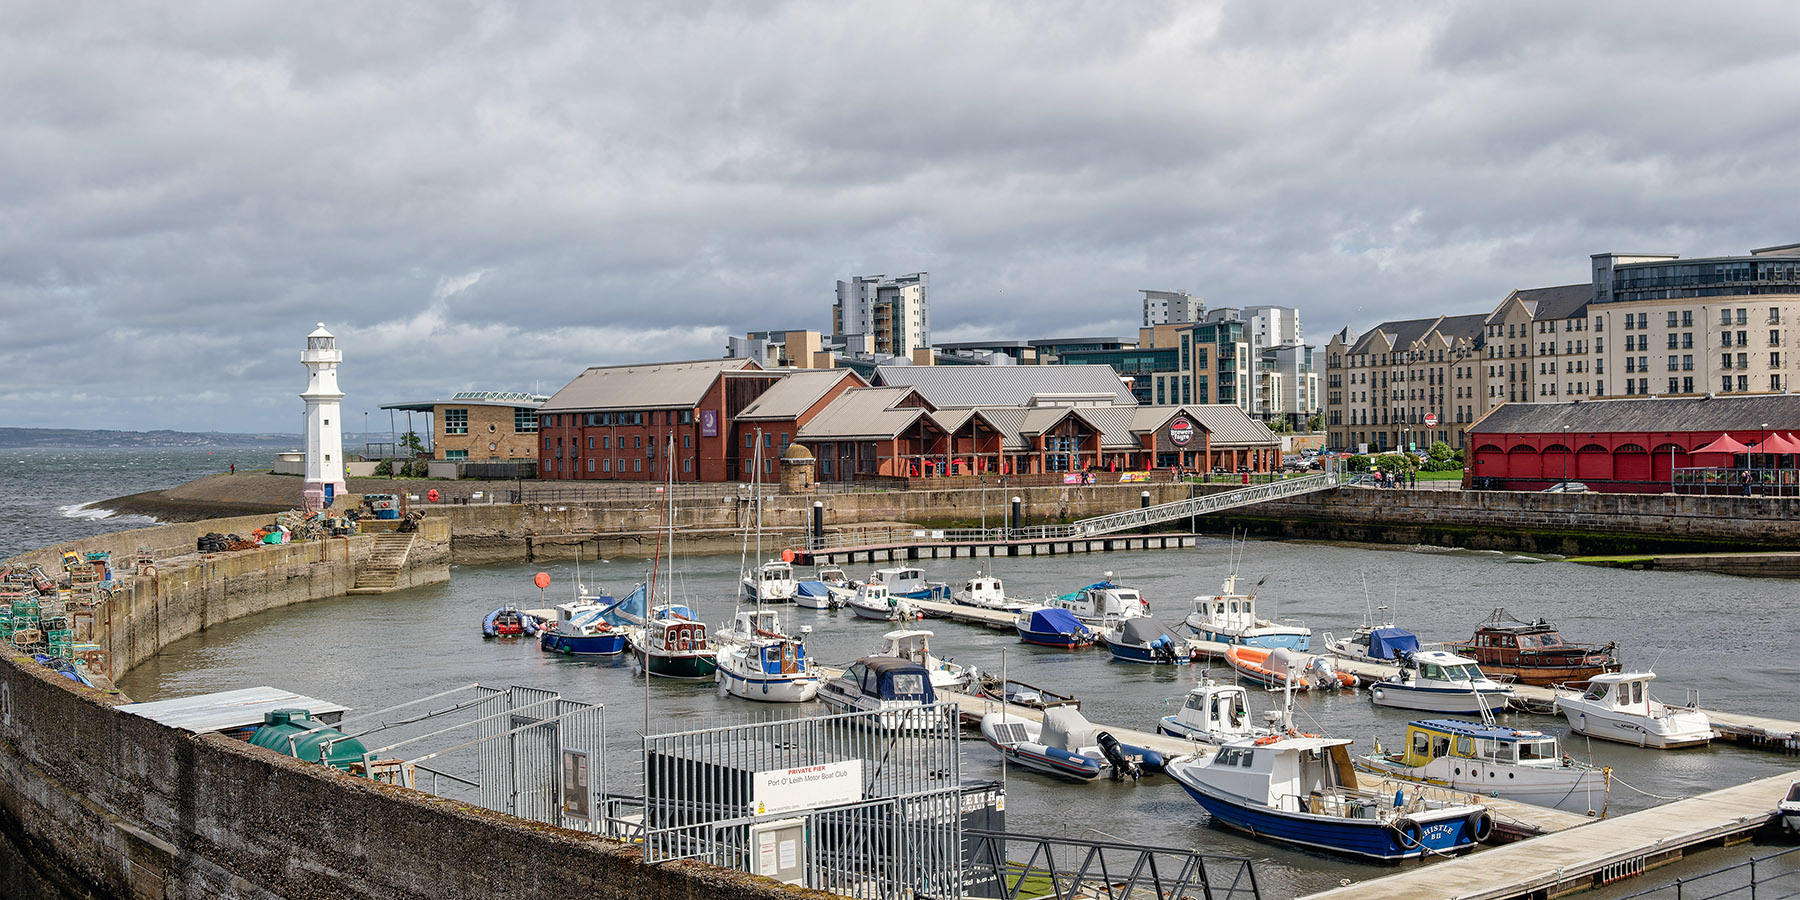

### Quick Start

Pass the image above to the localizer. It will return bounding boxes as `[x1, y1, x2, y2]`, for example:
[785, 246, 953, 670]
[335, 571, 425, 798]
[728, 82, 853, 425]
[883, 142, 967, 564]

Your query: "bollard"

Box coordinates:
[812, 501, 824, 551]
[1010, 496, 1022, 540]
[1140, 490, 1151, 535]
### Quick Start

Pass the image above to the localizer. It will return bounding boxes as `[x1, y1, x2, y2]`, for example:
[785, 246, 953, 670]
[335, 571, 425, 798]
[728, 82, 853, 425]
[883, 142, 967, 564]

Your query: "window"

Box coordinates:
[634, 436, 641, 448]
[587, 436, 594, 449]
[1683, 333, 1693, 349]
[587, 458, 595, 472]
[444, 449, 467, 460]
[1737, 309, 1748, 325]
[1682, 377, 1693, 393]
[1722, 354, 1733, 369]
[1773, 352, 1784, 367]
[684, 458, 692, 473]
[1668, 311, 1679, 327]
[634, 459, 642, 473]
[1774, 330, 1783, 346]
[1738, 375, 1749, 392]
[515, 408, 537, 433]
[1667, 334, 1679, 349]
[603, 459, 611, 472]
[1683, 311, 1693, 327]
[603, 436, 610, 449]
[1738, 353, 1748, 369]
[1669, 377, 1680, 393]
[1723, 376, 1734, 392]
[684, 434, 691, 448]
[1721, 309, 1733, 325]
[1636, 313, 1648, 329]
[745, 434, 754, 448]
[445, 409, 469, 434]
[1775, 375, 1784, 391]
[1683, 355, 1693, 371]
[1738, 330, 1748, 346]
[1722, 332, 1734, 347]
[1667, 355, 1678, 371]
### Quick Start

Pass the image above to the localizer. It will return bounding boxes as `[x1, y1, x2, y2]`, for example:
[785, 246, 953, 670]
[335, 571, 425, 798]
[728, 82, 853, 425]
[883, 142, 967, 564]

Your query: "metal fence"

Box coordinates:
[1674, 466, 1800, 497]
[335, 684, 608, 834]
[963, 830, 1261, 900]
[641, 702, 966, 899]
[1605, 845, 1799, 900]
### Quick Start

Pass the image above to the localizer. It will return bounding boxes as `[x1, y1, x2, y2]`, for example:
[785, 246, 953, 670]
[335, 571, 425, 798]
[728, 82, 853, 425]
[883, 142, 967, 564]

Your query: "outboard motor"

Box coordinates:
[1095, 731, 1142, 781]
[1308, 655, 1343, 690]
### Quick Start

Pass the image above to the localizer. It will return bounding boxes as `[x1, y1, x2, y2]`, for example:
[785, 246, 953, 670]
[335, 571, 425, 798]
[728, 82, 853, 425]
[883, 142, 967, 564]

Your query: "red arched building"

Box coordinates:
[1464, 395, 1800, 492]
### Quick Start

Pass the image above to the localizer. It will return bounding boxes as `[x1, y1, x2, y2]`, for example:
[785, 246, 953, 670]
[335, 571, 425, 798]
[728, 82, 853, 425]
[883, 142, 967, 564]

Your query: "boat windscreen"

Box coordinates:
[1518, 740, 1557, 761]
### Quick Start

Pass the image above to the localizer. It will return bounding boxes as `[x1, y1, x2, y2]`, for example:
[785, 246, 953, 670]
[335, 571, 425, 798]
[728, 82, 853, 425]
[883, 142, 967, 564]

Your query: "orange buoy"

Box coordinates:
[533, 572, 551, 589]
[427, 489, 440, 502]
[781, 548, 796, 563]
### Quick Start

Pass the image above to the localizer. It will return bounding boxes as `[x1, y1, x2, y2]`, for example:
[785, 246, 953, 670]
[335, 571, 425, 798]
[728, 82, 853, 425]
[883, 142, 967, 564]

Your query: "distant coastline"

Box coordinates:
[0, 426, 299, 449]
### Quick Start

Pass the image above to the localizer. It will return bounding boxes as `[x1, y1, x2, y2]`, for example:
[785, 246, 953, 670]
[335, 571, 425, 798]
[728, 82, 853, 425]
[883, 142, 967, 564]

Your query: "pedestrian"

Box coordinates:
[229, 464, 235, 475]
[1409, 469, 1416, 488]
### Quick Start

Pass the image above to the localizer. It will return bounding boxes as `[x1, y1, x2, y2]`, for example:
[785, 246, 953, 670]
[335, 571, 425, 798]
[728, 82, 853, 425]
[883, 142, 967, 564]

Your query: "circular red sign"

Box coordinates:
[1424, 413, 1438, 428]
[1169, 418, 1195, 446]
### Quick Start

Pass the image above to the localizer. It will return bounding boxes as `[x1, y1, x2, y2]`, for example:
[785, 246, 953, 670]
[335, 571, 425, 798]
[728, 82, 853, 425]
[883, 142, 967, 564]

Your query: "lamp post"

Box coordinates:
[1561, 424, 1570, 484]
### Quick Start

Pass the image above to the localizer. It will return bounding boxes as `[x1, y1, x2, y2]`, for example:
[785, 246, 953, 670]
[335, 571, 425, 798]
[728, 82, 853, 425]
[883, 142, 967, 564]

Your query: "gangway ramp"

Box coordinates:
[1069, 472, 1340, 537]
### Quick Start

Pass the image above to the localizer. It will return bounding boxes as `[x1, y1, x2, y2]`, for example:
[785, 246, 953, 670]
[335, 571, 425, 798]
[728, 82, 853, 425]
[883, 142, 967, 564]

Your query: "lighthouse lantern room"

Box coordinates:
[301, 323, 347, 510]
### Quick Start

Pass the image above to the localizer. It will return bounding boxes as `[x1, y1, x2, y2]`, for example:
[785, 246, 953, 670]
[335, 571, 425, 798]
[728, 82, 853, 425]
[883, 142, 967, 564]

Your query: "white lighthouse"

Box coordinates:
[301, 323, 347, 510]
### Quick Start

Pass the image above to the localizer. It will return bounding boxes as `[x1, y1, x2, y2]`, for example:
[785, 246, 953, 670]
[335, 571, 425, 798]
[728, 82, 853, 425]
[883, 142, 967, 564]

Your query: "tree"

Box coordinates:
[1306, 414, 1324, 433]
[399, 430, 427, 456]
[1268, 417, 1293, 434]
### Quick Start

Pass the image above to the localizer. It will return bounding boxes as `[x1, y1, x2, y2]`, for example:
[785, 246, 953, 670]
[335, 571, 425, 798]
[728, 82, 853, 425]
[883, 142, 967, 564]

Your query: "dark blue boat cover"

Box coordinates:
[795, 581, 834, 598]
[864, 657, 937, 702]
[1024, 607, 1086, 635]
[1369, 627, 1420, 659]
[599, 584, 646, 626]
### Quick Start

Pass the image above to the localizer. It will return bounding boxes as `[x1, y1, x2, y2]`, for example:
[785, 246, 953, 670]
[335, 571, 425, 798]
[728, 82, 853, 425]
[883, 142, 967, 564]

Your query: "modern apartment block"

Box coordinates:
[1325, 242, 1800, 453]
[1141, 289, 1205, 326]
[834, 273, 931, 359]
[726, 330, 826, 368]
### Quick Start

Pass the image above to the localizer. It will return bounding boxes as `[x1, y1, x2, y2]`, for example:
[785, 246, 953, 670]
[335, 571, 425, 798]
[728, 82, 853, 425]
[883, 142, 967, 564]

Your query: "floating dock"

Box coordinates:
[794, 533, 1201, 566]
[1295, 772, 1789, 900]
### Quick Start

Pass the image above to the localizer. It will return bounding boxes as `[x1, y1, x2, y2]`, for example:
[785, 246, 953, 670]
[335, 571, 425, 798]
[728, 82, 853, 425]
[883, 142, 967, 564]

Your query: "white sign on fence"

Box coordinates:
[752, 759, 864, 816]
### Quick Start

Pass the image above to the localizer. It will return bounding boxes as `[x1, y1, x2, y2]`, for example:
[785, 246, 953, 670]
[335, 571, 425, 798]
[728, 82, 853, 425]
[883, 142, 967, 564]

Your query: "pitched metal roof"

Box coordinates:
[1131, 405, 1279, 447]
[735, 370, 862, 420]
[1469, 395, 1800, 437]
[796, 387, 933, 439]
[872, 364, 1136, 406]
[540, 358, 757, 412]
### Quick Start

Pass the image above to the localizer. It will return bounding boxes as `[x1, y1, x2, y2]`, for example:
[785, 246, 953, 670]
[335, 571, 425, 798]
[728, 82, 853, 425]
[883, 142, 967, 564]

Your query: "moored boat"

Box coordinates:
[1554, 672, 1715, 749]
[952, 571, 1031, 613]
[538, 591, 633, 656]
[1043, 576, 1149, 626]
[739, 559, 797, 604]
[482, 604, 541, 638]
[1446, 608, 1619, 687]
[866, 566, 950, 601]
[1100, 618, 1194, 664]
[1780, 782, 1800, 836]
[1182, 573, 1310, 650]
[1158, 680, 1276, 744]
[714, 610, 820, 703]
[1368, 650, 1513, 715]
[816, 657, 940, 730]
[1166, 717, 1491, 860]
[847, 583, 923, 621]
[627, 617, 718, 680]
[980, 706, 1165, 782]
[1324, 624, 1419, 663]
[977, 674, 1078, 710]
[870, 629, 974, 691]
[1356, 718, 1610, 815]
[1014, 607, 1097, 649]
[1224, 645, 1354, 691]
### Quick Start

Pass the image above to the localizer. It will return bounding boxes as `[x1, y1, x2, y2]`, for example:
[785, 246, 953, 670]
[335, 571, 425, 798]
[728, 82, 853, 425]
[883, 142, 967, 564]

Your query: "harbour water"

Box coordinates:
[118, 539, 1800, 897]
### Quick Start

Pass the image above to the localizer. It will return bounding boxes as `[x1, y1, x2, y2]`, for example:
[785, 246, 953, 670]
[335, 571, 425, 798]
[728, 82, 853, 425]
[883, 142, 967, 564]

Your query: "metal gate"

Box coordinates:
[340, 684, 607, 833]
[641, 702, 966, 899]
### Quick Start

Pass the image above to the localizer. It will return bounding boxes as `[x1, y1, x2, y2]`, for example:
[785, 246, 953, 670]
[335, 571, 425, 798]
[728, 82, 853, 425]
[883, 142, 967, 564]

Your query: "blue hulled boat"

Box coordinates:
[1014, 607, 1096, 648]
[539, 586, 643, 656]
[1100, 618, 1193, 664]
[1165, 699, 1492, 860]
[1182, 573, 1311, 650]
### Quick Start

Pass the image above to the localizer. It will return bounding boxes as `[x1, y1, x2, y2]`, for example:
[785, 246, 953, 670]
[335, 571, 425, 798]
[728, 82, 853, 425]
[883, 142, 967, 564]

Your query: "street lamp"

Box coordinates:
[1561, 424, 1570, 483]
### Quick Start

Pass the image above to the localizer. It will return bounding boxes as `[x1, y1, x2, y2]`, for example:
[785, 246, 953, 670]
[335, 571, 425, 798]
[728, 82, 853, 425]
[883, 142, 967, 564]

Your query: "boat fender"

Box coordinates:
[1392, 817, 1423, 848]
[1096, 731, 1142, 780]
[1466, 810, 1494, 843]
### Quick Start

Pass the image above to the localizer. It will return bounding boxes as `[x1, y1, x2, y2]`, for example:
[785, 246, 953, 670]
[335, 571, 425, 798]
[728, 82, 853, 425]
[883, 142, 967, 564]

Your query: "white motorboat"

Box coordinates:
[1157, 680, 1276, 744]
[739, 559, 797, 604]
[980, 707, 1165, 782]
[866, 566, 949, 601]
[1323, 614, 1421, 663]
[952, 571, 1031, 612]
[713, 609, 821, 703]
[815, 657, 941, 730]
[1780, 781, 1800, 837]
[1368, 650, 1513, 715]
[847, 583, 922, 621]
[794, 565, 852, 609]
[870, 629, 975, 691]
[1183, 573, 1310, 650]
[1357, 717, 1610, 814]
[1043, 575, 1149, 625]
[1554, 672, 1715, 749]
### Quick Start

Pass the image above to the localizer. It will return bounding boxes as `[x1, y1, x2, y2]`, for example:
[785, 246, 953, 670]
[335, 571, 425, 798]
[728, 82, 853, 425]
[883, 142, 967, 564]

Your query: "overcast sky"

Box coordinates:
[5, 2, 1800, 433]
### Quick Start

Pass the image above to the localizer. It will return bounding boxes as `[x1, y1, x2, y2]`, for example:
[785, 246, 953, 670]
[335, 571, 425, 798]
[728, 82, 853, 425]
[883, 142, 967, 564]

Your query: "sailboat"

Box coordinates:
[715, 433, 822, 702]
[627, 437, 718, 681]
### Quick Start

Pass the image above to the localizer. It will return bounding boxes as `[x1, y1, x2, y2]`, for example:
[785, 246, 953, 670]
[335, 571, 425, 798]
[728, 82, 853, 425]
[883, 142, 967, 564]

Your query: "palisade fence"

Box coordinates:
[640, 703, 967, 900]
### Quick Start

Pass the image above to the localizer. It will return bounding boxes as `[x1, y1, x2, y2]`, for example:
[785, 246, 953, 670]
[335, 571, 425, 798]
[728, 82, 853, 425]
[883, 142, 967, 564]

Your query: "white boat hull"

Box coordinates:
[1358, 756, 1609, 814]
[1369, 682, 1512, 715]
[1556, 703, 1715, 749]
[716, 663, 821, 703]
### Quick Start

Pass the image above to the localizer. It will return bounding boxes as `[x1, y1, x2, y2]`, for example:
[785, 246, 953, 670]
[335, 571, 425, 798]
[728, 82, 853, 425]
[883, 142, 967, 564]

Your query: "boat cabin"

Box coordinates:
[1205, 737, 1360, 813]
[818, 566, 850, 585]
[554, 599, 608, 628]
[733, 609, 789, 640]
[652, 604, 699, 622]
[646, 620, 709, 654]
[1053, 581, 1147, 621]
[1460, 609, 1612, 667]
[747, 639, 805, 674]
[1400, 651, 1490, 684]
[838, 657, 936, 704]
[1396, 720, 1562, 770]
[1189, 574, 1262, 632]
[1574, 672, 1663, 715]
[754, 560, 794, 587]
[871, 567, 930, 595]
[962, 574, 1004, 600]
[856, 583, 893, 605]
[878, 629, 934, 662]
[1173, 683, 1256, 734]
[1344, 626, 1419, 661]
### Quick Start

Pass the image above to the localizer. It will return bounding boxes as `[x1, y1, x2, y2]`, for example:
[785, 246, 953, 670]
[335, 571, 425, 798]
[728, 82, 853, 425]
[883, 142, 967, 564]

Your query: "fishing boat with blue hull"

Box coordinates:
[1100, 618, 1194, 664]
[1183, 573, 1310, 650]
[866, 566, 951, 601]
[1014, 607, 1096, 649]
[1165, 709, 1491, 861]
[539, 587, 643, 655]
[714, 610, 820, 703]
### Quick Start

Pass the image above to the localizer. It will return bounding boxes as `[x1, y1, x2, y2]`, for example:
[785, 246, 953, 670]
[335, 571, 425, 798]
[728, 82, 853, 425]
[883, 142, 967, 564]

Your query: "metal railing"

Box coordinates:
[1674, 466, 1800, 497]
[963, 830, 1260, 900]
[1069, 472, 1339, 536]
[1605, 845, 1799, 900]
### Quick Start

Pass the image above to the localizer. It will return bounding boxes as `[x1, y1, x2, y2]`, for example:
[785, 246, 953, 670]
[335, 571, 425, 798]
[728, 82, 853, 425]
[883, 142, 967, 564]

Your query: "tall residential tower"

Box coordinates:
[834, 273, 930, 360]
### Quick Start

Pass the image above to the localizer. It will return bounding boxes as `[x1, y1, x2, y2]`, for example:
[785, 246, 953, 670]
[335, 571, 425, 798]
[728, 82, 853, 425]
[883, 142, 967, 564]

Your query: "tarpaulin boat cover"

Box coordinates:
[1118, 617, 1169, 647]
[1023, 607, 1086, 635]
[1041, 706, 1099, 751]
[795, 581, 835, 599]
[600, 584, 647, 626]
[1369, 627, 1420, 660]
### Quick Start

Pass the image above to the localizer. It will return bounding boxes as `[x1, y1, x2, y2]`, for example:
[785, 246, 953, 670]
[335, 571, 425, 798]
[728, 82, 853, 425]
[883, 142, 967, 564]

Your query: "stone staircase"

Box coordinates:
[347, 533, 416, 595]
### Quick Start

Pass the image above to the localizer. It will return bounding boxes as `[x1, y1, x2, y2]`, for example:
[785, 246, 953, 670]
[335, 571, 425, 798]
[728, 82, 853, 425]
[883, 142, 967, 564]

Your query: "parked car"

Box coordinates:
[1542, 481, 1590, 493]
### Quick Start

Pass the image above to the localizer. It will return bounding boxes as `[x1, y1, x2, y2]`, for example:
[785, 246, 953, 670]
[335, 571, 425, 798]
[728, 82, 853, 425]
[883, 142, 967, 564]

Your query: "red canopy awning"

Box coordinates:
[1751, 432, 1800, 454]
[1692, 433, 1751, 455]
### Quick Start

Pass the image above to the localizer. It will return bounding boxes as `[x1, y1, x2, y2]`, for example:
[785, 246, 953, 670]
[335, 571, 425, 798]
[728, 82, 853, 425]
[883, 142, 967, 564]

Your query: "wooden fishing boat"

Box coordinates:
[1445, 608, 1618, 687]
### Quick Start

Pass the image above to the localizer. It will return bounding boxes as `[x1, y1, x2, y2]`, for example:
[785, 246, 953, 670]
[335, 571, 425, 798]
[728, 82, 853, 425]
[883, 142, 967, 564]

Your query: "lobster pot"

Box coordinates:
[12, 600, 39, 619]
[0, 619, 13, 638]
[13, 616, 39, 634]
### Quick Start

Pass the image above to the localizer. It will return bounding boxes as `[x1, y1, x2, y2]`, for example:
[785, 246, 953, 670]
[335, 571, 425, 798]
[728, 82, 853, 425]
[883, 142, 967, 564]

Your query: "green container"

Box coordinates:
[248, 709, 369, 772]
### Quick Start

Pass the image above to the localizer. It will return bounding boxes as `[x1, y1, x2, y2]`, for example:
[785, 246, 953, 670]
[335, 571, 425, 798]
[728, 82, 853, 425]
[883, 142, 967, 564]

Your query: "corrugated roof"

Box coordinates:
[736, 370, 861, 420]
[1469, 395, 1800, 437]
[873, 365, 1136, 406]
[118, 687, 350, 734]
[797, 387, 932, 439]
[540, 358, 756, 412]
